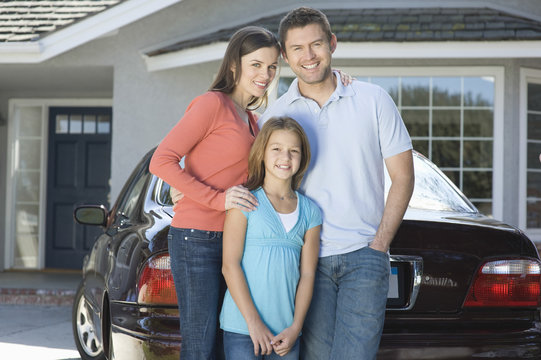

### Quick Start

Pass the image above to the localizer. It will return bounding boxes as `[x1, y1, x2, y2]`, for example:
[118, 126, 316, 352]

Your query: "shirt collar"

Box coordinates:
[283, 70, 355, 106]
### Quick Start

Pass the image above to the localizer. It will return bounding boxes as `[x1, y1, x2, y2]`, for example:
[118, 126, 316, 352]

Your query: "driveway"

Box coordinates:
[0, 304, 80, 360]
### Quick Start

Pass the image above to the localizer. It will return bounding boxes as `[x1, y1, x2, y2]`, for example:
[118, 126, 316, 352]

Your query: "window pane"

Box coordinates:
[16, 171, 40, 202]
[473, 201, 492, 216]
[463, 170, 492, 199]
[70, 114, 82, 134]
[84, 115, 96, 134]
[432, 140, 460, 168]
[14, 204, 39, 269]
[528, 142, 541, 168]
[401, 109, 428, 137]
[412, 140, 429, 157]
[433, 110, 460, 137]
[19, 107, 42, 137]
[464, 110, 493, 137]
[442, 170, 460, 187]
[528, 113, 541, 140]
[527, 172, 541, 198]
[56, 115, 68, 134]
[527, 200, 541, 228]
[464, 77, 494, 106]
[278, 77, 295, 97]
[371, 77, 399, 103]
[528, 83, 541, 111]
[463, 140, 492, 168]
[433, 77, 461, 106]
[402, 77, 429, 106]
[18, 139, 41, 170]
[97, 115, 111, 134]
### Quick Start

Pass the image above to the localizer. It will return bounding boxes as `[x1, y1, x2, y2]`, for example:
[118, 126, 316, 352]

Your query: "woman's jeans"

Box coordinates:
[300, 246, 390, 360]
[168, 227, 225, 360]
[224, 331, 300, 360]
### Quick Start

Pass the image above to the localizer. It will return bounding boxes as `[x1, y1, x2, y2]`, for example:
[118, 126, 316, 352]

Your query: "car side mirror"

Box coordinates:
[74, 205, 108, 226]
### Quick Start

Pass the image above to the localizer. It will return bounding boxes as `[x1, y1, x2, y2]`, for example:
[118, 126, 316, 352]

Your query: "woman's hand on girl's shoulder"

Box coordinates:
[225, 185, 258, 211]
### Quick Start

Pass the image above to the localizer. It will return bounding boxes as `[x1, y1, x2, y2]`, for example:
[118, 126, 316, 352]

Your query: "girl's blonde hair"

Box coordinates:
[246, 117, 311, 191]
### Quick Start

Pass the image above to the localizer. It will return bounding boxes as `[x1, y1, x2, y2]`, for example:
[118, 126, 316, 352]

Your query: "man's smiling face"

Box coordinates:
[282, 23, 336, 87]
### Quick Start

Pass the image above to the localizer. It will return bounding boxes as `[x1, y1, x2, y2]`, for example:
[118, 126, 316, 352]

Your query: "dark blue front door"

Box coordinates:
[46, 107, 112, 269]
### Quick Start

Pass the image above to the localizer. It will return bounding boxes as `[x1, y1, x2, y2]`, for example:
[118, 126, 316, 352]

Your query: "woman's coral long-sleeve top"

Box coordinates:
[149, 91, 258, 231]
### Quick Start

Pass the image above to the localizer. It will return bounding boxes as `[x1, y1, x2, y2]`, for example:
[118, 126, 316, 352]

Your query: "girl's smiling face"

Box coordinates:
[263, 129, 302, 183]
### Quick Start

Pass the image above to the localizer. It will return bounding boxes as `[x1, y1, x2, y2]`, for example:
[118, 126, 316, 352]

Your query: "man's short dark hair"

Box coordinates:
[278, 7, 332, 48]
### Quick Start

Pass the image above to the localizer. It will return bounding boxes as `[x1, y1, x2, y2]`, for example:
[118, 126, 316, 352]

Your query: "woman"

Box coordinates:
[149, 26, 280, 360]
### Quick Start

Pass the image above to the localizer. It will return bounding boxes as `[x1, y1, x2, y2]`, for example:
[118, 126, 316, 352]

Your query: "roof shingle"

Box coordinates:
[0, 0, 123, 42]
[146, 7, 541, 57]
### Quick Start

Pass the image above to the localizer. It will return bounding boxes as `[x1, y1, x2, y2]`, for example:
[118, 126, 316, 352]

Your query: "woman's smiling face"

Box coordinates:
[233, 46, 279, 100]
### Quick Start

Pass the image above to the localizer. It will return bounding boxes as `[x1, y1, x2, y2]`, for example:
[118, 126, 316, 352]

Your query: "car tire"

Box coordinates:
[72, 281, 105, 360]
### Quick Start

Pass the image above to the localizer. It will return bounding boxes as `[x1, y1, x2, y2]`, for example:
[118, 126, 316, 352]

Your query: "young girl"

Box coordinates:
[220, 117, 322, 359]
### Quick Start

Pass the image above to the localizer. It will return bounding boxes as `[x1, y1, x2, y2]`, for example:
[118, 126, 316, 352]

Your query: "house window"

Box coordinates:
[55, 113, 111, 134]
[526, 82, 541, 229]
[277, 74, 495, 215]
[10, 106, 44, 268]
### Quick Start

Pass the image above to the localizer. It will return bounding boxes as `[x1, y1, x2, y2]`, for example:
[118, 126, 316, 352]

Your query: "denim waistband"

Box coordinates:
[170, 227, 223, 238]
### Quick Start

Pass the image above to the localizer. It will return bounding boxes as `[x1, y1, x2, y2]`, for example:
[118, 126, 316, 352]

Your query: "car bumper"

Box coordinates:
[379, 318, 541, 359]
[109, 302, 181, 360]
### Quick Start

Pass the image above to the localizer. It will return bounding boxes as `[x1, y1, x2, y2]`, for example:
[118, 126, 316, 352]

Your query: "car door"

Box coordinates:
[84, 159, 151, 313]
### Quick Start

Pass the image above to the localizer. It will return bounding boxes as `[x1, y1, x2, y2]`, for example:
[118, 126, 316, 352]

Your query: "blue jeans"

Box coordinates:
[224, 331, 300, 360]
[168, 227, 225, 360]
[300, 246, 390, 360]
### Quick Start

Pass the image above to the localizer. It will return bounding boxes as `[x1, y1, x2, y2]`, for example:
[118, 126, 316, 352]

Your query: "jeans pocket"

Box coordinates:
[365, 245, 390, 259]
[183, 228, 220, 242]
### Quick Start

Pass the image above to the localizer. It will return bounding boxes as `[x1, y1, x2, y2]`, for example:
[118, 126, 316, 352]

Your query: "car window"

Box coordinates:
[117, 171, 151, 220]
[386, 152, 477, 213]
[156, 179, 173, 206]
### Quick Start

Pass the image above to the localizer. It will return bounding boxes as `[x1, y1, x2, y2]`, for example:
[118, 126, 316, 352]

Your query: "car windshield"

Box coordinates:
[387, 152, 477, 213]
[156, 152, 478, 214]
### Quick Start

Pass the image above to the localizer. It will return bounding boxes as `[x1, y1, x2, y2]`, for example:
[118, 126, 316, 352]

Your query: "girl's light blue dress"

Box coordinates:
[220, 187, 322, 335]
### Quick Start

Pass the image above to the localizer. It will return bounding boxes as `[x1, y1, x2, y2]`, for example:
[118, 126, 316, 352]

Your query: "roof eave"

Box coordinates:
[144, 40, 541, 72]
[0, 0, 182, 64]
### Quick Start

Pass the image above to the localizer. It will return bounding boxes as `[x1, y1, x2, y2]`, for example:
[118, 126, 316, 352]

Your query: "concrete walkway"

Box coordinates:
[0, 304, 81, 360]
[0, 271, 82, 359]
[0, 270, 81, 306]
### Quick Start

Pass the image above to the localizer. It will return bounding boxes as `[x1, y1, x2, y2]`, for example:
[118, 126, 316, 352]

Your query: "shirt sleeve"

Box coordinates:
[149, 92, 227, 211]
[376, 86, 413, 159]
[306, 197, 323, 230]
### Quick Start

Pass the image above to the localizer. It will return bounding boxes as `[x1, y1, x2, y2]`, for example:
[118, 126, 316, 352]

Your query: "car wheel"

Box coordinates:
[72, 281, 105, 360]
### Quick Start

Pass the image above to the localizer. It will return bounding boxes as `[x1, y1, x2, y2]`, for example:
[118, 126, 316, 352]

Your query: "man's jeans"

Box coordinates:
[224, 331, 300, 360]
[300, 246, 390, 360]
[168, 227, 225, 360]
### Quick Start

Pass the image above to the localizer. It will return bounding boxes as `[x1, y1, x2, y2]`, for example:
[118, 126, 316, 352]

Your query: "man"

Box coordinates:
[258, 7, 415, 360]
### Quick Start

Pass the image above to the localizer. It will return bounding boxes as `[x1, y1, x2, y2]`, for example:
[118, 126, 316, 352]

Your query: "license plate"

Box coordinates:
[388, 266, 399, 299]
[386, 261, 407, 307]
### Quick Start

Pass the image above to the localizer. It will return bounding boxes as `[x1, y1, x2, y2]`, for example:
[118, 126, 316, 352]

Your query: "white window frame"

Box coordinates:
[519, 68, 541, 242]
[4, 98, 112, 270]
[270, 66, 504, 220]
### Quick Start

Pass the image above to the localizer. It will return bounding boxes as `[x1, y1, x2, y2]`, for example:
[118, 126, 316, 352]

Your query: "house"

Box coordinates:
[1, 0, 541, 271]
